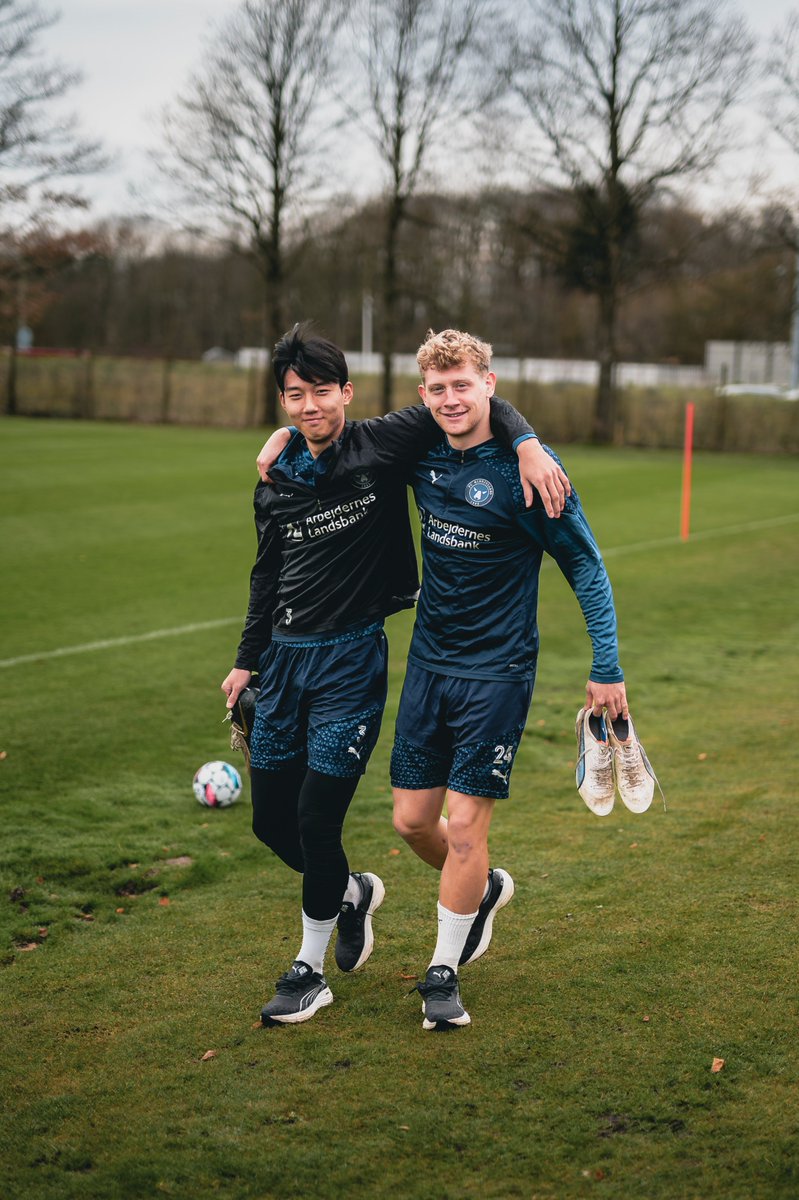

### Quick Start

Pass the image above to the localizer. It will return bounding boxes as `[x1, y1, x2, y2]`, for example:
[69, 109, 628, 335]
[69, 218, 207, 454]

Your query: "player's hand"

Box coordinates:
[515, 438, 571, 515]
[221, 668, 252, 710]
[584, 681, 628, 722]
[256, 427, 292, 481]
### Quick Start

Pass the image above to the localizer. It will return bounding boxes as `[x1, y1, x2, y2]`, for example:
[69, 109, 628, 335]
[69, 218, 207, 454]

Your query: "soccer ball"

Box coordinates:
[193, 761, 242, 808]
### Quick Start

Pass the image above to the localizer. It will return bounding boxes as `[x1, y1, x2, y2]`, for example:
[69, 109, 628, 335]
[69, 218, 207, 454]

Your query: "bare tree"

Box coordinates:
[766, 10, 799, 155]
[0, 1, 103, 209]
[0, 0, 104, 412]
[764, 10, 799, 385]
[354, 0, 491, 412]
[158, 0, 347, 423]
[506, 0, 754, 442]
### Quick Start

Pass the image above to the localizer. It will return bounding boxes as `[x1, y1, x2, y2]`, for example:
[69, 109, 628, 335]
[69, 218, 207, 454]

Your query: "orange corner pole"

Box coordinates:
[680, 401, 695, 542]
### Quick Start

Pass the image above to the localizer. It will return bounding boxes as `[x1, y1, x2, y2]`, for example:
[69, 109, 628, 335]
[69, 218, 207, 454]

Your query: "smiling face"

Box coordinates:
[419, 361, 496, 449]
[279, 368, 353, 456]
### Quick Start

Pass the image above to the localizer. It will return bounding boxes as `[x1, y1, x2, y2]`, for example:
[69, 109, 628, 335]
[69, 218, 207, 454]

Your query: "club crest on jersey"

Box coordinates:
[465, 477, 494, 507]
[351, 469, 376, 490]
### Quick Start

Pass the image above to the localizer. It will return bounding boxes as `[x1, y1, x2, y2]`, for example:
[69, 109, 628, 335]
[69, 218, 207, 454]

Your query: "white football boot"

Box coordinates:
[608, 713, 657, 813]
[575, 707, 615, 816]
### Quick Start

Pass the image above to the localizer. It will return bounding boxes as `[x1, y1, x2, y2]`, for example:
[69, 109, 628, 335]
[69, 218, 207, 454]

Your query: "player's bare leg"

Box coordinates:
[392, 786, 448, 868]
[404, 791, 495, 1030]
[438, 791, 495, 914]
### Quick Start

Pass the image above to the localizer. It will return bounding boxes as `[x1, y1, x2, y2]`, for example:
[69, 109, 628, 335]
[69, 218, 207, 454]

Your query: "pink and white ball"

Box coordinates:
[193, 761, 242, 808]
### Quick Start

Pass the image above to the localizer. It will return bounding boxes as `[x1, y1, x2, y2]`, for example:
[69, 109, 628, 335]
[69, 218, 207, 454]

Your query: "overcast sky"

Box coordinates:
[42, 0, 797, 221]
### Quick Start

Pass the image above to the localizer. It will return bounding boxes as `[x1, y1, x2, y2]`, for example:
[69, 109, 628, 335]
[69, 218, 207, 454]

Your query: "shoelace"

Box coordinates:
[337, 901, 364, 930]
[577, 740, 614, 789]
[409, 977, 456, 1000]
[612, 738, 667, 812]
[275, 971, 318, 995]
[223, 712, 251, 767]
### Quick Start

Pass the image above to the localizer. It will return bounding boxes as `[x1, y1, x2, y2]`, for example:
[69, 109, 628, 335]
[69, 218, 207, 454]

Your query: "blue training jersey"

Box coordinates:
[408, 439, 623, 685]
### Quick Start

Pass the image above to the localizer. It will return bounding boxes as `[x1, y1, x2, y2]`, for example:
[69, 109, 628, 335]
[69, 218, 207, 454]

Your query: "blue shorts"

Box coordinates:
[390, 663, 535, 799]
[250, 627, 388, 778]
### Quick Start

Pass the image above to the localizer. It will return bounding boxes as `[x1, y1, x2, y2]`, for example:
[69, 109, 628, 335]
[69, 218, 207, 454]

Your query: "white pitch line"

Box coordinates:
[2, 511, 798, 670]
[601, 511, 799, 559]
[0, 617, 240, 670]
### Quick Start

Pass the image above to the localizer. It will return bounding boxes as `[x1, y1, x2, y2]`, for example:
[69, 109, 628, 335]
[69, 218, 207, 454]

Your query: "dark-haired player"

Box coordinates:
[222, 323, 568, 1025]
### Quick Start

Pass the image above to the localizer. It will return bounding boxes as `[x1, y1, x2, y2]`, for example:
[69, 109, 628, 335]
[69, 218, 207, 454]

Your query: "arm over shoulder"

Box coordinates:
[345, 405, 442, 469]
[488, 396, 537, 446]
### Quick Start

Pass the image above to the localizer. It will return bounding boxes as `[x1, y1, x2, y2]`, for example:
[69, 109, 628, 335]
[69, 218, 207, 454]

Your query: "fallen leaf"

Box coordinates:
[17, 942, 39, 952]
[711, 1057, 725, 1073]
[698, 752, 707, 761]
[201, 1049, 217, 1061]
[38, 927, 49, 937]
[164, 856, 193, 868]
[200, 822, 209, 829]
[116, 907, 125, 914]
[630, 842, 638, 849]
[643, 1015, 650, 1022]
[536, 718, 546, 726]
[540, 873, 549, 878]
[252, 1021, 263, 1029]
[35, 876, 45, 885]
[78, 912, 95, 921]
[158, 897, 170, 907]
[388, 848, 401, 856]
[127, 863, 140, 869]
[400, 973, 418, 981]
[398, 1125, 410, 1131]
[219, 851, 230, 857]
[0, 750, 6, 760]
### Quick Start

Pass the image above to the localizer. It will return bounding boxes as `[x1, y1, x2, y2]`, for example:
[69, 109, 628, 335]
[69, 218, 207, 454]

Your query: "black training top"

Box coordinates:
[234, 401, 534, 669]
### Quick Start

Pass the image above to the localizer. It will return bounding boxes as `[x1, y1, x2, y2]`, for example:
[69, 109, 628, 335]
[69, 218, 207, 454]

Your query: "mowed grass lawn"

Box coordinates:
[0, 416, 797, 1200]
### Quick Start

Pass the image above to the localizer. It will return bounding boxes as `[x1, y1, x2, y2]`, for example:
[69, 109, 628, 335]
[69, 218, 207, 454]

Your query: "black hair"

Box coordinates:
[272, 322, 349, 393]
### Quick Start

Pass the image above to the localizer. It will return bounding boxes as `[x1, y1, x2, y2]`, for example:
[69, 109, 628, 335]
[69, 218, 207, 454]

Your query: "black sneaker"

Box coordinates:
[413, 964, 471, 1031]
[334, 872, 385, 972]
[459, 868, 515, 966]
[260, 960, 334, 1026]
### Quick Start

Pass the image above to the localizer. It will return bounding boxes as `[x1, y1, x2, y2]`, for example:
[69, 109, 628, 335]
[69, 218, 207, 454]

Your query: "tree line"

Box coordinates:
[1, 0, 798, 438]
[30, 196, 795, 373]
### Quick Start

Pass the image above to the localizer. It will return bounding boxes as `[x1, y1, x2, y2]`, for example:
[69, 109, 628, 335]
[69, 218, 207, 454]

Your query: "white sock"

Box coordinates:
[342, 874, 362, 906]
[296, 911, 337, 975]
[429, 902, 478, 973]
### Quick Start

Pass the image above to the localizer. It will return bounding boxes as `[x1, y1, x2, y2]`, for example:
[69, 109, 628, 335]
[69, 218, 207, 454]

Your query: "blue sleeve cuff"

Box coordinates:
[512, 433, 540, 451]
[589, 668, 625, 684]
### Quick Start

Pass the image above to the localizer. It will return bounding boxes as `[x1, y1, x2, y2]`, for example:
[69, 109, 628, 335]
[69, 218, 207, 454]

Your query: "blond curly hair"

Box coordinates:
[416, 328, 493, 377]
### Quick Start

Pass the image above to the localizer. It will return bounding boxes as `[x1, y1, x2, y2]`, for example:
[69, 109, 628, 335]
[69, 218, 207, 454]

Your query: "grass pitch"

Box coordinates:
[1, 417, 797, 1200]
